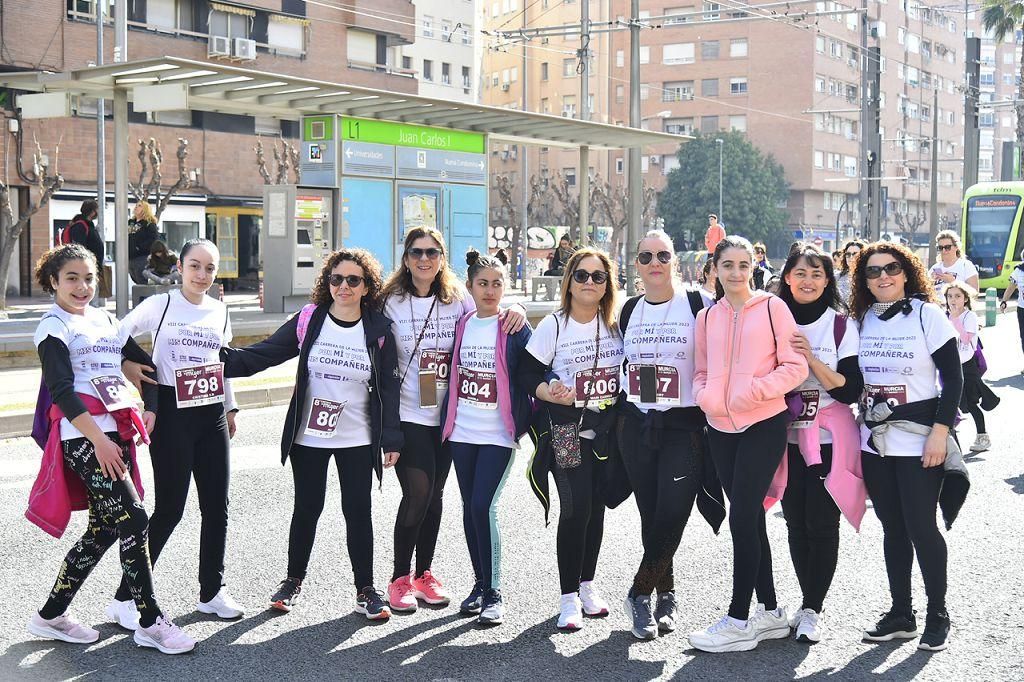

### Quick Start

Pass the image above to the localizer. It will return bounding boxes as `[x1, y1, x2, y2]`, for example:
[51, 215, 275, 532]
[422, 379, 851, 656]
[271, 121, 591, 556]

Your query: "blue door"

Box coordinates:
[445, 184, 488, 277]
[341, 178, 395, 272]
[396, 182, 444, 268]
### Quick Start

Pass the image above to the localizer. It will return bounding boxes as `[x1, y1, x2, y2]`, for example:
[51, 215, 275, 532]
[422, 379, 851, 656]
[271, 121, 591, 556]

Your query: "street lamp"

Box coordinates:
[715, 138, 724, 225]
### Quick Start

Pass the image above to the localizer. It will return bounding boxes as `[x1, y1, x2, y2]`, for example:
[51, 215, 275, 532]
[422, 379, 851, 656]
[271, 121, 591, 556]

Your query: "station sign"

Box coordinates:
[341, 117, 485, 154]
[396, 147, 487, 185]
[341, 140, 396, 178]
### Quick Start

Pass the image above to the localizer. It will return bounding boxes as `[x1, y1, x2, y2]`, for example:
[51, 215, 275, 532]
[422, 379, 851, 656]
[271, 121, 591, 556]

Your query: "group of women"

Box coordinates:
[26, 225, 970, 656]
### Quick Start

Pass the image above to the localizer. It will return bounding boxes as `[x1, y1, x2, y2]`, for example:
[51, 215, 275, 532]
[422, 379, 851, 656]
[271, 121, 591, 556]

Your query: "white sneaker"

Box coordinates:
[27, 613, 99, 644]
[133, 616, 196, 655]
[197, 588, 245, 619]
[557, 593, 583, 631]
[794, 608, 823, 643]
[688, 615, 759, 653]
[105, 598, 140, 631]
[750, 603, 791, 642]
[970, 434, 991, 452]
[578, 581, 610, 617]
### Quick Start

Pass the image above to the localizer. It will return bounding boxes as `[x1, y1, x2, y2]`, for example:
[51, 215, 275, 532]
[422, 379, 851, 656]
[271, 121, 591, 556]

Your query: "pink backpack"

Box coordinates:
[295, 303, 385, 350]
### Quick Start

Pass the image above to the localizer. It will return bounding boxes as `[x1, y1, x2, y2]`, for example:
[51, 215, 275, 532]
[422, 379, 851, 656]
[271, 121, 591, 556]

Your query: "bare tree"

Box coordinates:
[527, 174, 558, 227]
[893, 209, 927, 240]
[127, 137, 194, 220]
[495, 174, 522, 286]
[255, 136, 301, 185]
[549, 172, 580, 241]
[0, 136, 64, 313]
[590, 175, 657, 257]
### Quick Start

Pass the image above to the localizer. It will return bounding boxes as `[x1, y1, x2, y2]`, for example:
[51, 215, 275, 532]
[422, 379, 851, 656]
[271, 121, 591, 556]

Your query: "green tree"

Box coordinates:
[658, 131, 790, 247]
[982, 0, 1024, 174]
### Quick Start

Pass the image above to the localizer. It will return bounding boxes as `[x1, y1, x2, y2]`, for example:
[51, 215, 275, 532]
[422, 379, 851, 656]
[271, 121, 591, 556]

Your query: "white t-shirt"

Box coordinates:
[787, 309, 860, 445]
[858, 300, 956, 457]
[385, 290, 474, 427]
[294, 317, 373, 449]
[34, 305, 129, 440]
[451, 314, 516, 448]
[950, 309, 979, 363]
[120, 290, 236, 409]
[620, 291, 699, 412]
[931, 257, 978, 287]
[526, 311, 624, 439]
[1010, 266, 1024, 306]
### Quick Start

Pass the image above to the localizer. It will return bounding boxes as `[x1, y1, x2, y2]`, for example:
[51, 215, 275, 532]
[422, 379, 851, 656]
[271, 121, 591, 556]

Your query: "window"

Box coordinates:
[422, 15, 434, 38]
[729, 115, 747, 131]
[703, 1, 720, 20]
[562, 95, 576, 117]
[730, 39, 748, 57]
[541, 62, 549, 80]
[662, 155, 680, 175]
[729, 77, 748, 94]
[815, 150, 824, 168]
[347, 30, 377, 65]
[268, 15, 305, 55]
[701, 78, 718, 96]
[1005, 53, 1015, 65]
[462, 24, 472, 45]
[147, 110, 192, 126]
[906, 33, 920, 53]
[510, 66, 518, 82]
[502, 68, 509, 84]
[564, 168, 577, 186]
[701, 40, 720, 60]
[640, 84, 650, 100]
[663, 80, 694, 101]
[815, 75, 826, 92]
[491, 73, 499, 87]
[665, 117, 694, 135]
[816, 36, 825, 52]
[564, 58, 576, 76]
[616, 50, 624, 67]
[844, 155, 857, 177]
[441, 19, 452, 42]
[209, 8, 249, 41]
[700, 115, 719, 133]
[665, 6, 691, 24]
[462, 66, 471, 90]
[402, 56, 412, 70]
[540, 97, 550, 113]
[641, 156, 650, 173]
[423, 59, 434, 81]
[663, 43, 695, 64]
[442, 62, 451, 85]
[146, 0, 177, 30]
[615, 85, 624, 103]
[616, 158, 624, 174]
[640, 46, 651, 64]
[255, 116, 280, 136]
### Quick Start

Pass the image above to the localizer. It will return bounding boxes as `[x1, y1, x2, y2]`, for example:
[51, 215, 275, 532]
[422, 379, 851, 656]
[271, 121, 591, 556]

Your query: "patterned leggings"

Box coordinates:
[38, 435, 163, 628]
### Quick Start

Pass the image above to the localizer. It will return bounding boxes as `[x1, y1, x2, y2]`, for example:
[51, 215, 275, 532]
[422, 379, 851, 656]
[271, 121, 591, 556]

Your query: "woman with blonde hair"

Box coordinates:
[128, 201, 160, 284]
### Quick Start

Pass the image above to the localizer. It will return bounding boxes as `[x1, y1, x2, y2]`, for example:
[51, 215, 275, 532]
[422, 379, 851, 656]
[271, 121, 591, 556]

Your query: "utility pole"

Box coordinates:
[858, 0, 870, 239]
[864, 46, 882, 240]
[518, 7, 529, 290]
[95, 1, 106, 266]
[578, 0, 591, 247]
[962, 37, 980, 193]
[114, 0, 128, 315]
[928, 88, 939, 266]
[626, 0, 641, 295]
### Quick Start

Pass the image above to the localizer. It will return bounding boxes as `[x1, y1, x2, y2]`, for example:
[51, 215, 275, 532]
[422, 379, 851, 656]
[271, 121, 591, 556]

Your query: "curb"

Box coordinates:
[0, 384, 295, 441]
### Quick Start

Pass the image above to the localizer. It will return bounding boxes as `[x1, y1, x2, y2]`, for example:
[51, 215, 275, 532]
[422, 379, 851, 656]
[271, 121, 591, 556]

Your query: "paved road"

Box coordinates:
[1, 316, 1022, 681]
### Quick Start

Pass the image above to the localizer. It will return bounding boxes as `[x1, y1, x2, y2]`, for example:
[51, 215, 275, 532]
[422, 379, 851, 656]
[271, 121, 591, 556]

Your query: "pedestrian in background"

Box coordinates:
[930, 229, 979, 292]
[704, 214, 726, 257]
[999, 248, 1024, 374]
[944, 281, 998, 453]
[836, 239, 867, 305]
[128, 201, 160, 285]
[60, 200, 106, 307]
[752, 242, 776, 290]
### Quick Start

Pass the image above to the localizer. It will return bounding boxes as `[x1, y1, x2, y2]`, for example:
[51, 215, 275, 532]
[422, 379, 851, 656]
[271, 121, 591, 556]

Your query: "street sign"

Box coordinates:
[395, 147, 487, 184]
[341, 140, 395, 178]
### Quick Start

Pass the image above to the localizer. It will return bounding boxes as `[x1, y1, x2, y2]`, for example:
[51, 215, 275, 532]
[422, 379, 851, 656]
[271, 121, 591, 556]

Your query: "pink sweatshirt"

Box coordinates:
[694, 291, 808, 432]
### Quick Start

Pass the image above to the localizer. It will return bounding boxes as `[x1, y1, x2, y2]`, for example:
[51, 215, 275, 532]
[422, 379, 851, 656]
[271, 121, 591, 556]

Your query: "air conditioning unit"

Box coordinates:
[233, 37, 257, 61]
[501, 82, 510, 91]
[208, 35, 230, 58]
[650, 155, 661, 165]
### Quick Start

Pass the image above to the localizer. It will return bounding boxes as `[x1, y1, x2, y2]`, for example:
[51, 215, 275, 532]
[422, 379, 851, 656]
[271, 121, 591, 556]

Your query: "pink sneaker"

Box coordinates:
[28, 613, 99, 644]
[412, 570, 451, 606]
[388, 575, 418, 612]
[133, 616, 196, 655]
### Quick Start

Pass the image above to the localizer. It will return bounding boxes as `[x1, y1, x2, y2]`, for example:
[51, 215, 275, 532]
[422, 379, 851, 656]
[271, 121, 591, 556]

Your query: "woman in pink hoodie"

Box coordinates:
[687, 236, 808, 653]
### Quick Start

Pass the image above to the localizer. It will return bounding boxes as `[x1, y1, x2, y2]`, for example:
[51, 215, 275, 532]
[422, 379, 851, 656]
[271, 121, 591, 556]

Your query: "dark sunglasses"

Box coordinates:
[637, 250, 673, 265]
[408, 247, 443, 260]
[572, 269, 609, 285]
[328, 274, 365, 288]
[844, 250, 860, 258]
[936, 243, 955, 252]
[864, 262, 903, 279]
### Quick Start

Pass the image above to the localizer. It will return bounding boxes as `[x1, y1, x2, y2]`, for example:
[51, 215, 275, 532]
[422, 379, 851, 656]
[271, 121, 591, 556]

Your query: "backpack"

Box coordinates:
[618, 289, 706, 334]
[58, 218, 89, 247]
[296, 303, 385, 351]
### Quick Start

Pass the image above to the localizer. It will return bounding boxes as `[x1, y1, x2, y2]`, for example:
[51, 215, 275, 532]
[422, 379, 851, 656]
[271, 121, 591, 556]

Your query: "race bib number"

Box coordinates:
[420, 350, 452, 389]
[174, 363, 226, 408]
[457, 366, 498, 409]
[304, 398, 345, 438]
[574, 366, 619, 407]
[626, 364, 680, 405]
[864, 384, 908, 411]
[789, 389, 821, 429]
[90, 375, 134, 411]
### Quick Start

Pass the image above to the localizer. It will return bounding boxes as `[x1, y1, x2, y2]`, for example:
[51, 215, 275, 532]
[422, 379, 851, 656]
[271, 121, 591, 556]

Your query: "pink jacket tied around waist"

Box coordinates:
[764, 400, 867, 531]
[26, 393, 149, 538]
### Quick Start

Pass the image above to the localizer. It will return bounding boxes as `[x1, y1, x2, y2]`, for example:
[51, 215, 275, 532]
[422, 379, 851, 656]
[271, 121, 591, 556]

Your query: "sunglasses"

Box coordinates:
[408, 247, 443, 260]
[637, 250, 673, 265]
[936, 243, 955, 252]
[328, 274, 365, 288]
[844, 251, 860, 258]
[864, 262, 904, 279]
[572, 269, 609, 285]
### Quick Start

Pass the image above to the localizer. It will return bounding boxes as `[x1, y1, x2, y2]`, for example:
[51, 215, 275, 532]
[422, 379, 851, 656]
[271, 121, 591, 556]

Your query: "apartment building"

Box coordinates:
[0, 0, 416, 296]
[397, 0, 478, 102]
[979, 31, 1021, 182]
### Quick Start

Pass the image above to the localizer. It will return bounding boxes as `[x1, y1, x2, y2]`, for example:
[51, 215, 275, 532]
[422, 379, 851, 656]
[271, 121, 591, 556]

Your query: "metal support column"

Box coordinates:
[95, 0, 106, 276]
[579, 145, 589, 246]
[114, 88, 128, 316]
[626, 0, 641, 295]
[928, 88, 939, 265]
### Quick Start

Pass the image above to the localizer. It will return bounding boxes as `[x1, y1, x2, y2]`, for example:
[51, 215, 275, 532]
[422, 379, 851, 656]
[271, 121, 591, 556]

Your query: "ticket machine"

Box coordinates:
[262, 185, 336, 313]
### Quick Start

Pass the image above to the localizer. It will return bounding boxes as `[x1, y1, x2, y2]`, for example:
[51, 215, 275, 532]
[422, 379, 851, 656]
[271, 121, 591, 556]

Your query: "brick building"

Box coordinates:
[1, 0, 416, 296]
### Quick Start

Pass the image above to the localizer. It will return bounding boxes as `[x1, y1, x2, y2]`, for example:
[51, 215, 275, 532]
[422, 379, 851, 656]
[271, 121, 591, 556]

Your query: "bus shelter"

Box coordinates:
[2, 56, 687, 313]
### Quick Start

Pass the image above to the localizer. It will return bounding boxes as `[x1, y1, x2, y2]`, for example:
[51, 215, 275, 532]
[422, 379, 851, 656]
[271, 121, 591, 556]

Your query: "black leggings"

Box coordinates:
[40, 435, 162, 628]
[392, 422, 452, 581]
[708, 411, 788, 621]
[289, 444, 375, 591]
[618, 414, 702, 596]
[553, 439, 606, 596]
[780, 444, 841, 613]
[1018, 307, 1024, 355]
[116, 387, 230, 603]
[861, 453, 947, 618]
[960, 358, 986, 434]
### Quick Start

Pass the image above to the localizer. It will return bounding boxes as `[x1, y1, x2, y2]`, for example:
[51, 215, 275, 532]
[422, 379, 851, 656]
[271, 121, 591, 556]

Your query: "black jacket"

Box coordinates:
[128, 219, 159, 260]
[220, 304, 403, 481]
[68, 214, 104, 267]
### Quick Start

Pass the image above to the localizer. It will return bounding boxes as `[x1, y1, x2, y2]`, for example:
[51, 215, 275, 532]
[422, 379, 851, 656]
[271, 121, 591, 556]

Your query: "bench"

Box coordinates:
[530, 276, 563, 302]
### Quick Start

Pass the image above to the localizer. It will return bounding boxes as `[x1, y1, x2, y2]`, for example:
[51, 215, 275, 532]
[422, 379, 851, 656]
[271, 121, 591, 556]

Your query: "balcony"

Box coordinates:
[342, 0, 415, 45]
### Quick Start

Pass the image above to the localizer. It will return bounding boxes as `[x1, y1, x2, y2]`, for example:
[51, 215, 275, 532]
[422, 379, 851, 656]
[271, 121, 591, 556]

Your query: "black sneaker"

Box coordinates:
[655, 591, 678, 633]
[478, 589, 505, 625]
[270, 577, 302, 612]
[863, 610, 918, 641]
[918, 611, 950, 651]
[356, 586, 391, 621]
[624, 594, 657, 640]
[460, 582, 485, 615]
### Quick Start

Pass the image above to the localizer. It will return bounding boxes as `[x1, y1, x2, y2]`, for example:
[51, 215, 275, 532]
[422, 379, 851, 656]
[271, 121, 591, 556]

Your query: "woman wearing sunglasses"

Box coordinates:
[836, 239, 866, 305]
[616, 231, 720, 640]
[771, 243, 864, 645]
[688, 236, 808, 653]
[520, 248, 623, 631]
[930, 230, 979, 292]
[220, 249, 402, 621]
[851, 241, 964, 652]
[380, 227, 524, 613]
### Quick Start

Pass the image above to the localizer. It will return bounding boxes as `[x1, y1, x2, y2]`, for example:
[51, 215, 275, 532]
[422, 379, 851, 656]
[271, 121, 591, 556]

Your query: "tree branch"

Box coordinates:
[254, 136, 273, 185]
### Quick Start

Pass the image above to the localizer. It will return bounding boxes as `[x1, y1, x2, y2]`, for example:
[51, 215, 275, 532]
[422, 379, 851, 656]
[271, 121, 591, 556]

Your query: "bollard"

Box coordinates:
[986, 287, 997, 327]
